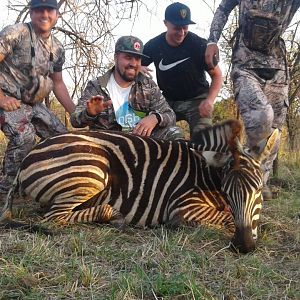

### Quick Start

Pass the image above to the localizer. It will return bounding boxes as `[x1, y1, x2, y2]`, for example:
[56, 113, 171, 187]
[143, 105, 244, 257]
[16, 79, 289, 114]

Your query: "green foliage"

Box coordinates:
[212, 97, 238, 124]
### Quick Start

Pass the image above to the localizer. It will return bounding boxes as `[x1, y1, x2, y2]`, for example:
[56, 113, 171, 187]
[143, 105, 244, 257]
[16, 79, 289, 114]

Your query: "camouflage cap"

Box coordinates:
[115, 36, 149, 58]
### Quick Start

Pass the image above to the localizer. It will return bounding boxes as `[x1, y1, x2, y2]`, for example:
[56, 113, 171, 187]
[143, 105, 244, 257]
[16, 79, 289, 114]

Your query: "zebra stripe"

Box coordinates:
[0, 120, 279, 253]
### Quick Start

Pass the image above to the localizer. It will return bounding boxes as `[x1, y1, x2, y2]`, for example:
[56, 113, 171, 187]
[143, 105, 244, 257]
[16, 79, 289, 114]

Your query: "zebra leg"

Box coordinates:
[42, 204, 125, 230]
[167, 208, 235, 233]
[166, 191, 235, 233]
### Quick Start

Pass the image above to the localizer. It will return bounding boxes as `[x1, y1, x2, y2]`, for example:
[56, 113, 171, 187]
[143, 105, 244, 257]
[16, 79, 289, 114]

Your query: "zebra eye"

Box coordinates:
[244, 148, 251, 155]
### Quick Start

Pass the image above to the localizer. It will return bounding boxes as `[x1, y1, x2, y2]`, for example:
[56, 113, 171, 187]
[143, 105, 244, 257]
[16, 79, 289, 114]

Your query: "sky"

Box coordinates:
[113, 1, 220, 42]
[0, 0, 223, 94]
[1, 1, 300, 92]
[0, 0, 220, 43]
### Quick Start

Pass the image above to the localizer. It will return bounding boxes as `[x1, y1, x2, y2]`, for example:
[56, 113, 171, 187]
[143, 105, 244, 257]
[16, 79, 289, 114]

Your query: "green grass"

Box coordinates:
[0, 175, 299, 300]
[0, 111, 299, 299]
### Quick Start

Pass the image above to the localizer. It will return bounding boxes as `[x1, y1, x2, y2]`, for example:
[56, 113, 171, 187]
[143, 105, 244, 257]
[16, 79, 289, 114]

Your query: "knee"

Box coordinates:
[244, 107, 274, 146]
[6, 132, 35, 158]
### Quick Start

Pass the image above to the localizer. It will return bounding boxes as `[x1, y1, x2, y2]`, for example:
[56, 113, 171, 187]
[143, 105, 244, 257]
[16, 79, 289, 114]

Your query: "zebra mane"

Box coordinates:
[190, 119, 242, 154]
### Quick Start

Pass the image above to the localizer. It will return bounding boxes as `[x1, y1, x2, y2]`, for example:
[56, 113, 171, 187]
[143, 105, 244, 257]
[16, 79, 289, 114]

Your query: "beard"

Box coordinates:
[115, 65, 138, 82]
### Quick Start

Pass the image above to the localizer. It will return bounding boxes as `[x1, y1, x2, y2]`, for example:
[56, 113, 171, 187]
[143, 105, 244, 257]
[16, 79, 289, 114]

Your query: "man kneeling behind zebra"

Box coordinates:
[0, 119, 278, 253]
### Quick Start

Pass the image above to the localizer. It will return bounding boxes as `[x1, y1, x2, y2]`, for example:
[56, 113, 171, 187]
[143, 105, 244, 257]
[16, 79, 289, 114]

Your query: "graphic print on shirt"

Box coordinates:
[107, 74, 141, 131]
[115, 102, 141, 131]
[158, 57, 190, 71]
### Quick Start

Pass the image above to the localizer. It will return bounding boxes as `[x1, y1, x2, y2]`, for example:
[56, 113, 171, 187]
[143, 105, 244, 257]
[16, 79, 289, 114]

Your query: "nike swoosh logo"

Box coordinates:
[158, 57, 190, 71]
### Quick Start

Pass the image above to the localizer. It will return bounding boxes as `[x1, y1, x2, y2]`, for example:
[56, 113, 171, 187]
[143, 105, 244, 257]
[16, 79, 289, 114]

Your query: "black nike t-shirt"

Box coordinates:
[142, 32, 209, 101]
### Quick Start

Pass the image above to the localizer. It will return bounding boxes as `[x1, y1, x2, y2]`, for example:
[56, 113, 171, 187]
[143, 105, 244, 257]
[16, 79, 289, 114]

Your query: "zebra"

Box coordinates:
[0, 119, 278, 253]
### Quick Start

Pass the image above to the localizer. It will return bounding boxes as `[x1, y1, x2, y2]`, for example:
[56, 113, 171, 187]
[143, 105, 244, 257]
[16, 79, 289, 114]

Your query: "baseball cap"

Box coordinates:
[30, 0, 58, 9]
[115, 36, 149, 58]
[165, 2, 196, 26]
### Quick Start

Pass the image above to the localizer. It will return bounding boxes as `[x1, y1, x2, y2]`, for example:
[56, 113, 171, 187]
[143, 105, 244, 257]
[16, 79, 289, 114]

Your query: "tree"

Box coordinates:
[5, 0, 155, 100]
[285, 26, 300, 151]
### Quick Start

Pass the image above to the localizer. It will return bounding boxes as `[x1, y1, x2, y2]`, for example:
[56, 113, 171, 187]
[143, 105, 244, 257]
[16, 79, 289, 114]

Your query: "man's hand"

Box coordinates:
[132, 114, 158, 136]
[199, 99, 214, 118]
[86, 95, 112, 116]
[140, 66, 153, 79]
[0, 96, 21, 111]
[205, 43, 220, 70]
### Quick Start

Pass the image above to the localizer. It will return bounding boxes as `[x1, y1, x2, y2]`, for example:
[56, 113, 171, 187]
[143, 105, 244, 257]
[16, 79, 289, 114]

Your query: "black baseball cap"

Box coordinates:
[30, 0, 58, 9]
[115, 36, 149, 58]
[165, 2, 196, 26]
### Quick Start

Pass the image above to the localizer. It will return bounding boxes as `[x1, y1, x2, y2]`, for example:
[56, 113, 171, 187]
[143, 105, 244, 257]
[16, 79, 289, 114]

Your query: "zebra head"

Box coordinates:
[218, 129, 279, 253]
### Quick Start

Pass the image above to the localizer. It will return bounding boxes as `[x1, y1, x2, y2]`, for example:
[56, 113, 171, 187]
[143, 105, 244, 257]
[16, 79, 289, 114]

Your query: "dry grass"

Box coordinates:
[0, 106, 299, 299]
[0, 186, 299, 299]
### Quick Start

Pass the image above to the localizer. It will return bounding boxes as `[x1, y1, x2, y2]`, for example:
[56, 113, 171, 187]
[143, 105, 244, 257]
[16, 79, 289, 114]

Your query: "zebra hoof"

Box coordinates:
[110, 216, 126, 231]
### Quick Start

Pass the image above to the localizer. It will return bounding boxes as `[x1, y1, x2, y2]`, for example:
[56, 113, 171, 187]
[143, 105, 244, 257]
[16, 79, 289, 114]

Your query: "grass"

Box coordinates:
[0, 110, 299, 299]
[0, 167, 299, 299]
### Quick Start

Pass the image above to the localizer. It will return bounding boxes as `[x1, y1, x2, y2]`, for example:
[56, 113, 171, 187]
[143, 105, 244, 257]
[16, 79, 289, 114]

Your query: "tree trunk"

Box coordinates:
[272, 155, 279, 177]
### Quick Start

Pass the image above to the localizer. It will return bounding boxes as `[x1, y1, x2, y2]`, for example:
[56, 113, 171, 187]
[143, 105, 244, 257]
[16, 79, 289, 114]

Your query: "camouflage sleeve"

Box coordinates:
[52, 37, 65, 72]
[146, 79, 176, 127]
[70, 79, 105, 128]
[0, 24, 24, 56]
[208, 0, 239, 43]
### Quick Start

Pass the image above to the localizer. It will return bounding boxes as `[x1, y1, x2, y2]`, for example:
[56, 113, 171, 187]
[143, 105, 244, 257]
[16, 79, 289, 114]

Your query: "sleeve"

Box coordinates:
[0, 24, 22, 57]
[191, 33, 209, 71]
[53, 47, 65, 72]
[208, 0, 239, 43]
[141, 40, 154, 66]
[147, 79, 176, 127]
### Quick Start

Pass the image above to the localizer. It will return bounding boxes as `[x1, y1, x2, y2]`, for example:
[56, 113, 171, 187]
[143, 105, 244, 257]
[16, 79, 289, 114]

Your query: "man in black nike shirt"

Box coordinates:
[142, 2, 222, 138]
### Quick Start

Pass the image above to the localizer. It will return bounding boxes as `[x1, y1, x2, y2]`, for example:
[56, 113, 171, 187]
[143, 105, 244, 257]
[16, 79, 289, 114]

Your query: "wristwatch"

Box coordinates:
[152, 112, 162, 125]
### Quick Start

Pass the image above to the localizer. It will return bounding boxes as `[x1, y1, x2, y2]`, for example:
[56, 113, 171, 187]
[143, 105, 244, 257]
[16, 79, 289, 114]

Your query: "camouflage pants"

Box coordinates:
[0, 103, 67, 191]
[167, 99, 212, 137]
[231, 67, 289, 184]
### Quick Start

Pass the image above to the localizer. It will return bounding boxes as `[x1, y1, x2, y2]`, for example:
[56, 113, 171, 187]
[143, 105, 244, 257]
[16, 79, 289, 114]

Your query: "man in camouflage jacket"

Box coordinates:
[71, 36, 183, 141]
[0, 0, 75, 194]
[205, 0, 300, 199]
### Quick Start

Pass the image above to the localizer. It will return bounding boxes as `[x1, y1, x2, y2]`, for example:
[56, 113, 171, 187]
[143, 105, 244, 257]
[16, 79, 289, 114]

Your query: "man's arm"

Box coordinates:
[199, 65, 223, 118]
[132, 82, 175, 137]
[70, 79, 113, 129]
[0, 53, 21, 111]
[205, 0, 238, 69]
[146, 79, 176, 127]
[50, 71, 75, 114]
[141, 40, 153, 67]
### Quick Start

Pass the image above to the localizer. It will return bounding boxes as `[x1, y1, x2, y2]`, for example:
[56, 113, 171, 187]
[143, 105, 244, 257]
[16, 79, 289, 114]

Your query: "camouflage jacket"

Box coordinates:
[208, 0, 300, 70]
[0, 22, 65, 101]
[70, 68, 176, 131]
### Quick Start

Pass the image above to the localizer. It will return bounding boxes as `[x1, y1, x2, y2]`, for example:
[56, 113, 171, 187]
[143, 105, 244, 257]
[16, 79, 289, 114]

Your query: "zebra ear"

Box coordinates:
[202, 151, 232, 167]
[248, 129, 280, 162]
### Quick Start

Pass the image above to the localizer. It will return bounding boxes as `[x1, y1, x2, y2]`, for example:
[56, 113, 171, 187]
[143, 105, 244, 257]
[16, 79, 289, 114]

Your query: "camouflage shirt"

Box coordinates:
[70, 68, 176, 131]
[0, 22, 65, 101]
[208, 0, 300, 69]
